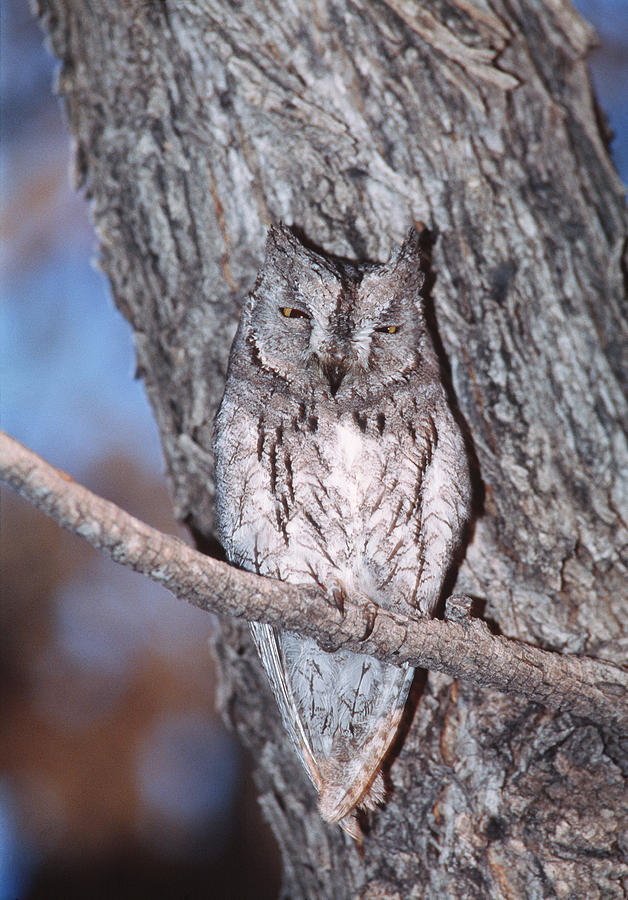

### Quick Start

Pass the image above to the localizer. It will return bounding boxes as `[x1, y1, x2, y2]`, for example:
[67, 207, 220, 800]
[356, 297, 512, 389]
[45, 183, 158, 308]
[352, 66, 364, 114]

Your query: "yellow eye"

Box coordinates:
[375, 325, 398, 334]
[280, 307, 309, 319]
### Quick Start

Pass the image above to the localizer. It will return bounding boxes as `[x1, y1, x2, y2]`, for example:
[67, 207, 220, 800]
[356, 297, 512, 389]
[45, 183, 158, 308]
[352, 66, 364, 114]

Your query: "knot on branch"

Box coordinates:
[444, 593, 474, 623]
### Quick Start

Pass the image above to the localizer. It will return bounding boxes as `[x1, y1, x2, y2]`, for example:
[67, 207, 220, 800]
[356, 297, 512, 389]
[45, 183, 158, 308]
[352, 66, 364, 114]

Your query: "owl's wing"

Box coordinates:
[251, 620, 414, 827]
[249, 621, 323, 793]
[410, 411, 473, 614]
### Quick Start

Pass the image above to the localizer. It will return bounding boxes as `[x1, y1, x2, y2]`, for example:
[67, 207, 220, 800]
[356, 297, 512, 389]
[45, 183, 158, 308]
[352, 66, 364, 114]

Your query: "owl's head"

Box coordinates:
[239, 225, 436, 401]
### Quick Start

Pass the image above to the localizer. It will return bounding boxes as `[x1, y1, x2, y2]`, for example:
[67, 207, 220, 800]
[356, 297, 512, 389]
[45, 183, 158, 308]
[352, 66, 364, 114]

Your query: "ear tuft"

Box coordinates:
[387, 226, 428, 267]
[265, 222, 299, 256]
[379, 226, 429, 295]
[399, 226, 422, 259]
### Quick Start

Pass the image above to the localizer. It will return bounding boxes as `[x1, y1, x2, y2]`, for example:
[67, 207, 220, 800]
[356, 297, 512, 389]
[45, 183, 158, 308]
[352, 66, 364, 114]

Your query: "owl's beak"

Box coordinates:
[321, 355, 348, 397]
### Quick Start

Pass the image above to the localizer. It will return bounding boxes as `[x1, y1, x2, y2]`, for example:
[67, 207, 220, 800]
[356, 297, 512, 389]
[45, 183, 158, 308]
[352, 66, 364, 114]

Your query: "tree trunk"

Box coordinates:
[37, 1, 627, 897]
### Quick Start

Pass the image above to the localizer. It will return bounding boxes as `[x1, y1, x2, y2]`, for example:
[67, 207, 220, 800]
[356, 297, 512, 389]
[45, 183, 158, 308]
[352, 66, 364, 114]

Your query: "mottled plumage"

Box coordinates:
[214, 225, 471, 836]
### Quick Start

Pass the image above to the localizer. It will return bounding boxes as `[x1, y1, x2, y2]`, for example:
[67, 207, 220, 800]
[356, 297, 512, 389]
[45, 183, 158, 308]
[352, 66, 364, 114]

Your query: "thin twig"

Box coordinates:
[1, 430, 626, 734]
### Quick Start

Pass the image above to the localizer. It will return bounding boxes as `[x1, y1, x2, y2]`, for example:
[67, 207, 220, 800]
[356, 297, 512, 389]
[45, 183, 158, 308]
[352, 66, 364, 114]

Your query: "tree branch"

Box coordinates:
[2, 430, 626, 734]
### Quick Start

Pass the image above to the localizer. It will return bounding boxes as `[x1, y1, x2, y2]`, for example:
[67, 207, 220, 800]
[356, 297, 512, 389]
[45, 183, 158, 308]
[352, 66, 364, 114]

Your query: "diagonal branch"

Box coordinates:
[2, 430, 626, 734]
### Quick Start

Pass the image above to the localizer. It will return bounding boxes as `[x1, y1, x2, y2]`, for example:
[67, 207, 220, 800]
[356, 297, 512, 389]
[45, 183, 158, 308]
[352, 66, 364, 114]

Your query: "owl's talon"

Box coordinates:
[330, 585, 346, 616]
[360, 604, 377, 641]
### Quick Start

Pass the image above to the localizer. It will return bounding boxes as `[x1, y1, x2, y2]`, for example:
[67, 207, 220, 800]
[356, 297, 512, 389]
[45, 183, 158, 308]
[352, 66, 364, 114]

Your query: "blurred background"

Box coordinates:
[0, 2, 281, 897]
[1, 1, 626, 897]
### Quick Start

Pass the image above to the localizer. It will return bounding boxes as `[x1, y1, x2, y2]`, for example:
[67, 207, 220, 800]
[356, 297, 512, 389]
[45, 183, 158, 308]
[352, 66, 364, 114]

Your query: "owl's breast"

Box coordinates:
[215, 392, 423, 601]
[285, 410, 419, 579]
[320, 418, 388, 521]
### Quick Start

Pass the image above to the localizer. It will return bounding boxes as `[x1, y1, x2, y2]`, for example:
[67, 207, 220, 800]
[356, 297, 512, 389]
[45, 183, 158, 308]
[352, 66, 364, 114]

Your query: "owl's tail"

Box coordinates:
[327, 774, 384, 842]
[317, 740, 389, 824]
[317, 665, 414, 827]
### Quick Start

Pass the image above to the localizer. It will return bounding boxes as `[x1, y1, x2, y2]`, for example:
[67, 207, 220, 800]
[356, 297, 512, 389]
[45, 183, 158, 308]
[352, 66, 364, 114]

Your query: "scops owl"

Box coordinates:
[214, 225, 471, 837]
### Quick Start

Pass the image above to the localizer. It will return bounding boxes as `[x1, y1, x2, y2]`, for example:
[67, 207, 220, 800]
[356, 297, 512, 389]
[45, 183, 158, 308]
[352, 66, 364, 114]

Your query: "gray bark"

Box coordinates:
[37, 1, 627, 897]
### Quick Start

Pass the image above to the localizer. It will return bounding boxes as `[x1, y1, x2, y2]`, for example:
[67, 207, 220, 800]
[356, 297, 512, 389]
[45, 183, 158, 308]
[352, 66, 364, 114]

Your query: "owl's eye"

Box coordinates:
[375, 325, 399, 334]
[280, 307, 310, 319]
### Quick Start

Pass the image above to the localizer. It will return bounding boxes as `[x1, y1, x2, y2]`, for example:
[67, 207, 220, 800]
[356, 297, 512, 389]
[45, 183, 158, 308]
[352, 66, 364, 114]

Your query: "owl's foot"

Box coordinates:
[322, 584, 379, 646]
[316, 582, 349, 652]
[316, 580, 379, 650]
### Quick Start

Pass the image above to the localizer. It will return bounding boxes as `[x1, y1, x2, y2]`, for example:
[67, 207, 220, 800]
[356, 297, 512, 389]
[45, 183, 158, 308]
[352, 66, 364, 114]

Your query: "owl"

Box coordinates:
[213, 225, 471, 837]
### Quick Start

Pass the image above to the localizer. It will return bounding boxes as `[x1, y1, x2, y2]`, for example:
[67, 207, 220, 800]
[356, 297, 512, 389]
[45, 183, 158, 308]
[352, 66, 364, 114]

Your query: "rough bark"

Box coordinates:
[36, 1, 627, 898]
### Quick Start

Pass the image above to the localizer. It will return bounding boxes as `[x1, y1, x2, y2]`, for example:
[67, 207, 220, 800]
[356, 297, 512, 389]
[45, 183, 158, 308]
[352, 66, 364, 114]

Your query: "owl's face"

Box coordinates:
[241, 226, 433, 402]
